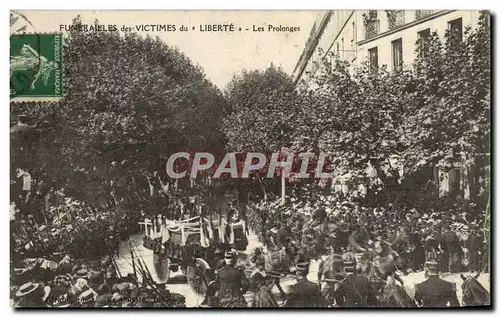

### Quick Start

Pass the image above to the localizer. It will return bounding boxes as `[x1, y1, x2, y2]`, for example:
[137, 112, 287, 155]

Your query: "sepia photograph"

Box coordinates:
[9, 9, 491, 309]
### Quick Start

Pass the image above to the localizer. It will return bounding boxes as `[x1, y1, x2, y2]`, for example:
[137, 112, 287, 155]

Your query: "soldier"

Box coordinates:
[213, 250, 249, 307]
[348, 222, 371, 252]
[319, 253, 344, 307]
[334, 254, 378, 307]
[285, 261, 326, 307]
[414, 260, 460, 307]
[440, 224, 462, 273]
[213, 247, 226, 271]
[275, 219, 292, 250]
[424, 228, 440, 262]
[332, 221, 350, 253]
[465, 222, 483, 273]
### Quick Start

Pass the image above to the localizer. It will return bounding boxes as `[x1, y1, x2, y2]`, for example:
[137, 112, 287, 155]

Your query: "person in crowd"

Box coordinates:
[466, 221, 484, 273]
[248, 256, 278, 307]
[213, 250, 249, 307]
[441, 224, 463, 273]
[414, 260, 460, 307]
[14, 282, 46, 307]
[334, 254, 378, 307]
[348, 221, 371, 252]
[285, 260, 325, 307]
[409, 226, 425, 271]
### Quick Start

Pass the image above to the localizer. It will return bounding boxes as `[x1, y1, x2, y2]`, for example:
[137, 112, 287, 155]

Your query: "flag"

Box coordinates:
[200, 218, 210, 248]
[22, 172, 31, 191]
[207, 214, 214, 240]
[161, 223, 170, 244]
[229, 224, 235, 245]
[146, 176, 154, 197]
[181, 226, 186, 246]
[218, 221, 225, 243]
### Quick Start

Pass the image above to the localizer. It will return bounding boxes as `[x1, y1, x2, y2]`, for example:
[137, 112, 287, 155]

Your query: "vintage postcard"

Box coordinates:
[10, 10, 491, 308]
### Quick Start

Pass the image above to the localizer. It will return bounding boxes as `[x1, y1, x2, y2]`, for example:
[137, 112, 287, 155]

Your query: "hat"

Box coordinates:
[254, 255, 266, 268]
[53, 274, 73, 288]
[74, 269, 91, 279]
[314, 207, 327, 218]
[48, 300, 71, 308]
[71, 278, 89, 295]
[296, 262, 309, 274]
[46, 290, 72, 308]
[95, 294, 112, 308]
[225, 250, 236, 260]
[343, 254, 357, 273]
[79, 289, 97, 306]
[425, 260, 439, 275]
[97, 283, 111, 295]
[339, 222, 349, 232]
[89, 272, 104, 286]
[15, 282, 40, 297]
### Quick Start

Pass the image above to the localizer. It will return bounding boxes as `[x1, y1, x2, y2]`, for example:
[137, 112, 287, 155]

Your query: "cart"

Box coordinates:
[139, 215, 248, 295]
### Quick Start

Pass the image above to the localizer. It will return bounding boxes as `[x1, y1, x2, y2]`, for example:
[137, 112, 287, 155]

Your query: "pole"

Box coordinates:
[484, 195, 490, 274]
[281, 173, 285, 206]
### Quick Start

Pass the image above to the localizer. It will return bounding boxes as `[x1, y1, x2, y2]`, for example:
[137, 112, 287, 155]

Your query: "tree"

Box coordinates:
[402, 11, 490, 209]
[403, 11, 490, 174]
[295, 55, 416, 196]
[222, 65, 301, 199]
[223, 64, 298, 153]
[10, 16, 226, 207]
[296, 11, 490, 207]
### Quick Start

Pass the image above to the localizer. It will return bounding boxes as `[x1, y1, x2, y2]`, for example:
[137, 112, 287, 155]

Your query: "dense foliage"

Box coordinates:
[223, 12, 490, 211]
[11, 17, 226, 209]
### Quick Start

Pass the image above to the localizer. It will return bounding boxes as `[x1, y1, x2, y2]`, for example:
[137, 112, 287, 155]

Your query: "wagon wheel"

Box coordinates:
[186, 258, 210, 295]
[153, 252, 170, 283]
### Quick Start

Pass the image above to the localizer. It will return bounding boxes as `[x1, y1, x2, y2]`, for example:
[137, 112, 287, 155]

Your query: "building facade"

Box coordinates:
[292, 10, 481, 88]
[292, 10, 483, 199]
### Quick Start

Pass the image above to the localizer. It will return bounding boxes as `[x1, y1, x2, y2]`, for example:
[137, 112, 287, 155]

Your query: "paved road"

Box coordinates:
[115, 233, 490, 307]
[114, 234, 204, 307]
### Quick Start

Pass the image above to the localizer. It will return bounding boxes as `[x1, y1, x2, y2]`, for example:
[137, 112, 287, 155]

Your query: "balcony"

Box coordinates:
[415, 10, 434, 20]
[364, 20, 380, 40]
[386, 10, 405, 30]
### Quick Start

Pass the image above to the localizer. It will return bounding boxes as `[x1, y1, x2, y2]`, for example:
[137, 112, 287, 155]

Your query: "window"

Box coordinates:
[415, 10, 433, 20]
[336, 42, 340, 57]
[386, 10, 405, 30]
[364, 10, 380, 39]
[391, 38, 403, 71]
[448, 18, 463, 47]
[417, 28, 431, 58]
[352, 21, 356, 43]
[449, 168, 462, 198]
[341, 37, 344, 59]
[368, 47, 378, 71]
[351, 22, 357, 62]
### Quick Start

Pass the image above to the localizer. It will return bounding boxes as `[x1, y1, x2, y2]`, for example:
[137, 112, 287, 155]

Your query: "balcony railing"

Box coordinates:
[415, 10, 434, 20]
[364, 20, 380, 40]
[387, 10, 405, 30]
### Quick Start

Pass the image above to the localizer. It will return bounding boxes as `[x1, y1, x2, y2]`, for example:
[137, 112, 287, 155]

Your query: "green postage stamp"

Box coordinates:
[10, 33, 63, 100]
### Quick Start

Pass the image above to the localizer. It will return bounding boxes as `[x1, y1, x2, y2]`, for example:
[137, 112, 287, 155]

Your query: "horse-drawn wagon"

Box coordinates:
[139, 213, 248, 295]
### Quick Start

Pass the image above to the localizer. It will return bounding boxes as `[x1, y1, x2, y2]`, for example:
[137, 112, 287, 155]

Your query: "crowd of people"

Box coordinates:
[10, 254, 186, 307]
[200, 189, 489, 308]
[248, 191, 489, 276]
[199, 191, 490, 308]
[10, 175, 490, 308]
[11, 196, 142, 264]
[10, 187, 188, 308]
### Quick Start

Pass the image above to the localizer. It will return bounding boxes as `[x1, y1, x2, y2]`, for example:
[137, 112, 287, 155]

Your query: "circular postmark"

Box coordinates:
[10, 11, 43, 97]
